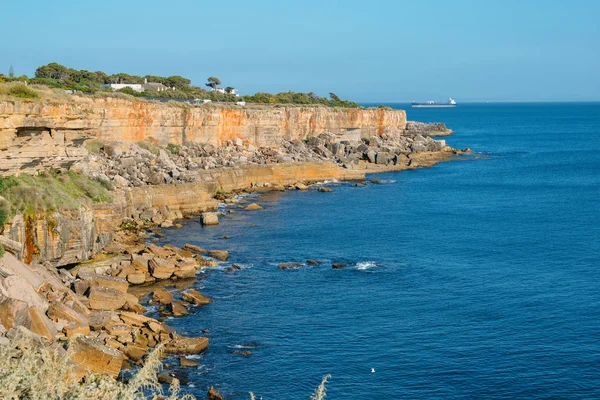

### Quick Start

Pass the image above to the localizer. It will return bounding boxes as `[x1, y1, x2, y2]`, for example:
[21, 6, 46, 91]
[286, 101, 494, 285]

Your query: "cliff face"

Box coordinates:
[3, 163, 365, 266]
[0, 99, 406, 174]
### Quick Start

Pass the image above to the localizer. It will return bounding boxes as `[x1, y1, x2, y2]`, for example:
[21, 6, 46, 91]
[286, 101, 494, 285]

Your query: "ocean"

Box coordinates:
[157, 103, 600, 399]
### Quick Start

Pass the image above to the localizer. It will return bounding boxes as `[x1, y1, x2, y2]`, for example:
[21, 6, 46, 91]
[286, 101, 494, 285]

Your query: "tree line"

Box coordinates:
[0, 63, 358, 107]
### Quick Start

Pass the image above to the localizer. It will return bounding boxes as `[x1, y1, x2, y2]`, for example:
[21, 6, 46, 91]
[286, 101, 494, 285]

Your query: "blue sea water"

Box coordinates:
[157, 103, 600, 399]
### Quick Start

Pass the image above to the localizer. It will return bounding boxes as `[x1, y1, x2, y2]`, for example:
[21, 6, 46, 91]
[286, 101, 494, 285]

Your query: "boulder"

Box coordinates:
[152, 288, 174, 305]
[130, 254, 150, 272]
[62, 323, 90, 339]
[0, 297, 30, 330]
[318, 187, 332, 192]
[47, 303, 89, 326]
[28, 307, 57, 340]
[180, 356, 199, 368]
[174, 262, 197, 279]
[146, 244, 172, 258]
[69, 336, 124, 378]
[244, 203, 263, 211]
[306, 260, 323, 265]
[122, 343, 147, 362]
[88, 286, 127, 311]
[182, 289, 213, 305]
[168, 301, 190, 317]
[332, 263, 348, 269]
[208, 387, 225, 400]
[207, 250, 229, 261]
[201, 212, 219, 226]
[119, 311, 153, 327]
[126, 271, 146, 285]
[165, 335, 209, 354]
[182, 244, 207, 255]
[148, 258, 175, 280]
[82, 273, 129, 294]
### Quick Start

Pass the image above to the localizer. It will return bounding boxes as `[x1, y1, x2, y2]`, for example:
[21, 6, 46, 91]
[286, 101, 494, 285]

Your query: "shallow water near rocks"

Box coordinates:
[158, 103, 600, 399]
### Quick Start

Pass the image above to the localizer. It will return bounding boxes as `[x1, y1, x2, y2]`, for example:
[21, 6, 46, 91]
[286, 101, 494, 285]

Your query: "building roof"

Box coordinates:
[142, 82, 168, 90]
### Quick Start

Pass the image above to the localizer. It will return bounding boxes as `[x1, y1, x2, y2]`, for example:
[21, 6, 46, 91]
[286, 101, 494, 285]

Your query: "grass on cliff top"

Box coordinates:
[0, 170, 112, 215]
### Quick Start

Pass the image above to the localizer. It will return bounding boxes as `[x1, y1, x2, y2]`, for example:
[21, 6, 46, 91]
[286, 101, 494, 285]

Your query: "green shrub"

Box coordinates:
[0, 198, 10, 226]
[0, 171, 112, 214]
[84, 139, 104, 154]
[138, 140, 161, 156]
[166, 143, 181, 155]
[361, 137, 370, 145]
[7, 84, 40, 99]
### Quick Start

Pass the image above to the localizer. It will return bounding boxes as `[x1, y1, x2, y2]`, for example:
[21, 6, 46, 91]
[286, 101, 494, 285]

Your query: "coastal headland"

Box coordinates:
[0, 94, 467, 397]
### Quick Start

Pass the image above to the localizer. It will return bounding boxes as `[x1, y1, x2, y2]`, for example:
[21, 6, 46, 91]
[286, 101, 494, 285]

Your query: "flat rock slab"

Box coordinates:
[88, 286, 127, 311]
[69, 336, 123, 378]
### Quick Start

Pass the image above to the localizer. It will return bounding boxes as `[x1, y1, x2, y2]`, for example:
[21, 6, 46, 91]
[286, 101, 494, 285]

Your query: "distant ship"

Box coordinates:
[412, 98, 457, 108]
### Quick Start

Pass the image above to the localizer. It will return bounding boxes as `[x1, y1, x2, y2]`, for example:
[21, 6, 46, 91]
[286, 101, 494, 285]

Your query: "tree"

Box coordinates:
[166, 75, 191, 89]
[329, 92, 341, 102]
[8, 65, 14, 78]
[224, 86, 235, 94]
[205, 76, 221, 90]
[35, 62, 70, 80]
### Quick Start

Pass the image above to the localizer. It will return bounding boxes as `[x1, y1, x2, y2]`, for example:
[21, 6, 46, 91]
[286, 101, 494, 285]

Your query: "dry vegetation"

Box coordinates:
[0, 335, 194, 400]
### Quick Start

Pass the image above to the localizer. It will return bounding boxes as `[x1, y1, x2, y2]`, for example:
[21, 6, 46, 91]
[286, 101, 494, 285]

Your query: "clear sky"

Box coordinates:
[2, 0, 599, 102]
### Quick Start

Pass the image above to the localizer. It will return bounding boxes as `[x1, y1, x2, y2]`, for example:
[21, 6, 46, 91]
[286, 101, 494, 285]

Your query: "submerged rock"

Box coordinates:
[318, 187, 333, 192]
[306, 260, 323, 265]
[278, 263, 303, 270]
[244, 203, 264, 211]
[332, 263, 348, 269]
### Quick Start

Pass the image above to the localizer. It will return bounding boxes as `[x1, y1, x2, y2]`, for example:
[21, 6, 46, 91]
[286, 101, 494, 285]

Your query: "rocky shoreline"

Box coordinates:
[0, 99, 470, 398]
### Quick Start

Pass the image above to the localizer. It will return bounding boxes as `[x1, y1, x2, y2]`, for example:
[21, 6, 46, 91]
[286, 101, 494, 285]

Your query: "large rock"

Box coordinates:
[47, 302, 89, 326]
[0, 297, 31, 330]
[80, 273, 129, 294]
[146, 244, 172, 258]
[28, 307, 57, 340]
[182, 244, 207, 255]
[207, 250, 229, 261]
[201, 212, 219, 225]
[88, 286, 127, 311]
[244, 203, 263, 211]
[152, 287, 174, 305]
[182, 289, 213, 305]
[148, 258, 175, 280]
[69, 336, 124, 378]
[165, 335, 209, 354]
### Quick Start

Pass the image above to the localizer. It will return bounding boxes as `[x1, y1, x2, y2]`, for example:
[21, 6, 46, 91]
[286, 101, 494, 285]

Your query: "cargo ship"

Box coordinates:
[412, 97, 456, 108]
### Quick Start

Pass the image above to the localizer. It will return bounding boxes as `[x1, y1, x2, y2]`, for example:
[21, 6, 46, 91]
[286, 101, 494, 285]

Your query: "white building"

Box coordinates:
[101, 79, 171, 93]
[211, 87, 240, 96]
[102, 83, 144, 92]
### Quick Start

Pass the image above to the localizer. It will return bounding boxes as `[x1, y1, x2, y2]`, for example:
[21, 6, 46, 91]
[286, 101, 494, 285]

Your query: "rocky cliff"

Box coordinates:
[0, 98, 407, 175]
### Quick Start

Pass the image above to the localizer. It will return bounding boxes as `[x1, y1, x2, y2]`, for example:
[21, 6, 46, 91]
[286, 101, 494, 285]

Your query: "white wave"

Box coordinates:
[356, 261, 378, 270]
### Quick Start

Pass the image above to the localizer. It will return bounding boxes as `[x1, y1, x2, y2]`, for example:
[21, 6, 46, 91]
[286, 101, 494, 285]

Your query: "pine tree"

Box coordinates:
[8, 64, 14, 78]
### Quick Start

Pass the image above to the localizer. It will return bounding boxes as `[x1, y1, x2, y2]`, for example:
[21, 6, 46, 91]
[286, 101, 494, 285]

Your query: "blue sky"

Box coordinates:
[2, 0, 599, 101]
